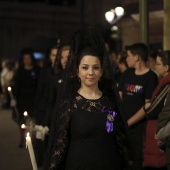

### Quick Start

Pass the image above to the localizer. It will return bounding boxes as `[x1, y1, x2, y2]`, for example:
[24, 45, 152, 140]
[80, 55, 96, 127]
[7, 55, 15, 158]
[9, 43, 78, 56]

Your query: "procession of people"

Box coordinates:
[0, 27, 170, 170]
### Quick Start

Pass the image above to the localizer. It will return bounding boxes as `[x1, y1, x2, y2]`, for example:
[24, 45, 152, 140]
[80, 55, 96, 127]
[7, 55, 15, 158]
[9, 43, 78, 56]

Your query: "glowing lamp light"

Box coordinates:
[115, 7, 124, 17]
[111, 26, 118, 31]
[105, 11, 115, 23]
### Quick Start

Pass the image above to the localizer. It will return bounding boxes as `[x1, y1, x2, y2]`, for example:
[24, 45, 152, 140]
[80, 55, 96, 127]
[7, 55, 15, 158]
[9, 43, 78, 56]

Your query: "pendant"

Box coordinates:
[107, 114, 114, 121]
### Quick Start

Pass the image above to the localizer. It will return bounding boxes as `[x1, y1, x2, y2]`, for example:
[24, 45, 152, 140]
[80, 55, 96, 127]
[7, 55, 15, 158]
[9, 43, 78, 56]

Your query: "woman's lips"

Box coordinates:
[87, 78, 95, 81]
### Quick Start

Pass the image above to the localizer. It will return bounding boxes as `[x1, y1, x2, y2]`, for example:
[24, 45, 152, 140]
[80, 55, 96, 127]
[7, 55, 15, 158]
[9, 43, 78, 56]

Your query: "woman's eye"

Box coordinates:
[82, 66, 88, 70]
[94, 67, 99, 70]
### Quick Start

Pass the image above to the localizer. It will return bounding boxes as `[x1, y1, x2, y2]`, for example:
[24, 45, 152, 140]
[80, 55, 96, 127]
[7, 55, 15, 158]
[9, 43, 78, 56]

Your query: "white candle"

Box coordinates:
[21, 124, 26, 129]
[26, 133, 38, 170]
[21, 124, 37, 132]
[7, 86, 14, 99]
[8, 86, 19, 121]
[23, 111, 28, 117]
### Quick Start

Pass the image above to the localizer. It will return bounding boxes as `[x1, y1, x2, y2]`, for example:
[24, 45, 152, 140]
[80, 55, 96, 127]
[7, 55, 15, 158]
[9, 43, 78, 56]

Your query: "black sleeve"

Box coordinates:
[44, 78, 57, 126]
[114, 112, 136, 170]
[49, 101, 71, 170]
[34, 69, 47, 124]
[145, 71, 158, 100]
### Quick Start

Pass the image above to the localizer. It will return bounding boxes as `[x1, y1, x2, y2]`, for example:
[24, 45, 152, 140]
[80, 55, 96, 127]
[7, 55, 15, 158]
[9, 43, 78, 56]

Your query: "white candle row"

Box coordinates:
[8, 87, 37, 170]
[26, 133, 38, 170]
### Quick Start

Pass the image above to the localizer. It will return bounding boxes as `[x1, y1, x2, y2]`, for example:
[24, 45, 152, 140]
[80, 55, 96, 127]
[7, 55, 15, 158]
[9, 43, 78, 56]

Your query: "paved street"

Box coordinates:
[0, 108, 32, 170]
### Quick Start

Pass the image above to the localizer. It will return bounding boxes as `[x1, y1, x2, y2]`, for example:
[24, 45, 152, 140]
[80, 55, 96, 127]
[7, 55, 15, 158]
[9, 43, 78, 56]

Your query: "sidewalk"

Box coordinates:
[0, 108, 32, 170]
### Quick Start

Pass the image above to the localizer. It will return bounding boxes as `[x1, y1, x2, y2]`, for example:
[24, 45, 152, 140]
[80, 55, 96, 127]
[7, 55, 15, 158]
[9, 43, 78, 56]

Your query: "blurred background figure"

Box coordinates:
[148, 52, 157, 75]
[34, 42, 60, 168]
[0, 58, 16, 109]
[118, 51, 128, 73]
[116, 51, 128, 85]
[13, 47, 39, 148]
[44, 44, 70, 169]
[143, 50, 170, 170]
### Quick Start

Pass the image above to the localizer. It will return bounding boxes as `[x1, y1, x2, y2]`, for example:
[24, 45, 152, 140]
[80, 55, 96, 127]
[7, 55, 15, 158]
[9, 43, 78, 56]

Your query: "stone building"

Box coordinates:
[0, 0, 164, 59]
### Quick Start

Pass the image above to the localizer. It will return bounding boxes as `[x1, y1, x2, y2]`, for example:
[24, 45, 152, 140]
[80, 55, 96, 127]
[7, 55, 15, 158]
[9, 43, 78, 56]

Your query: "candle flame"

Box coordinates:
[27, 132, 30, 137]
[21, 124, 26, 129]
[7, 87, 11, 91]
[23, 111, 28, 116]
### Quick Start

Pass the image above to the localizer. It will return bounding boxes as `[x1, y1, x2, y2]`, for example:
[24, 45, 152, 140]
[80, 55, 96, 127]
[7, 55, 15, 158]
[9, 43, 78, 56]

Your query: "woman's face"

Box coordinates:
[155, 56, 169, 77]
[78, 55, 102, 88]
[148, 57, 156, 70]
[23, 54, 32, 67]
[61, 50, 69, 69]
[50, 48, 58, 66]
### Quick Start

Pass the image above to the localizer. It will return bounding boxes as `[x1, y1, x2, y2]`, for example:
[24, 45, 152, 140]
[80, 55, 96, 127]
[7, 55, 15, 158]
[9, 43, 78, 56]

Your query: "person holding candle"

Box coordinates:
[44, 44, 70, 169]
[1, 59, 15, 109]
[13, 47, 39, 148]
[47, 27, 135, 170]
[34, 43, 60, 167]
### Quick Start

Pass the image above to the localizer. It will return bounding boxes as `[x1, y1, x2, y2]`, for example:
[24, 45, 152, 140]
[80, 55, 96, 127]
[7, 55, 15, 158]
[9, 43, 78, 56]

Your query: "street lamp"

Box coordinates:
[105, 10, 115, 23]
[105, 7, 124, 24]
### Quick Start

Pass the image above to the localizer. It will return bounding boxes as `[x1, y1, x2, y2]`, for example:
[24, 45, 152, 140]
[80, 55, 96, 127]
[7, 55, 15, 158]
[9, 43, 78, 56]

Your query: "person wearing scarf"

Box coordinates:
[157, 91, 170, 170]
[143, 51, 170, 170]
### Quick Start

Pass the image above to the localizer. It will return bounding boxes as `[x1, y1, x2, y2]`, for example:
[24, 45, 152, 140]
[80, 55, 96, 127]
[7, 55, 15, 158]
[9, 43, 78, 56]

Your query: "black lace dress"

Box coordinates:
[49, 93, 134, 170]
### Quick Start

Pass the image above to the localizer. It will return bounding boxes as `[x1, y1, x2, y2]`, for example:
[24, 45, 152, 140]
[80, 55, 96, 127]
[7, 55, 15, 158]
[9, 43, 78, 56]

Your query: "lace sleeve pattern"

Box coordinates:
[49, 100, 72, 170]
[114, 113, 136, 170]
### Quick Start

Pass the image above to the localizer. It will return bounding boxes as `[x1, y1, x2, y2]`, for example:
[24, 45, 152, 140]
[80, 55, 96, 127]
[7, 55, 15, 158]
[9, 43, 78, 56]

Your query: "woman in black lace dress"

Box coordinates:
[48, 27, 135, 170]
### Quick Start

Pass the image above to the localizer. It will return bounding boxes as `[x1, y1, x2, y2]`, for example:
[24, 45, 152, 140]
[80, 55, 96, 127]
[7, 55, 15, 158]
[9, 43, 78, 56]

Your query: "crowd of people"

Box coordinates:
[0, 27, 170, 170]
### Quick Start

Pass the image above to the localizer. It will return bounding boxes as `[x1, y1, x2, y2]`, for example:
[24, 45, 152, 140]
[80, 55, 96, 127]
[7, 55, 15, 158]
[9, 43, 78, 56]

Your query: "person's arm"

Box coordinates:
[157, 91, 170, 140]
[119, 91, 122, 99]
[157, 121, 170, 141]
[127, 99, 151, 127]
[128, 72, 158, 127]
[127, 107, 145, 127]
[49, 101, 71, 170]
[114, 110, 136, 170]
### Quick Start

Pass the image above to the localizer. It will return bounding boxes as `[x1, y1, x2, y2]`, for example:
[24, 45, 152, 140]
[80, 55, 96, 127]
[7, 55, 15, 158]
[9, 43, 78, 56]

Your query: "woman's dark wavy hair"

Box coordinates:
[59, 27, 121, 108]
[53, 45, 70, 74]
[43, 44, 60, 68]
[46, 27, 135, 169]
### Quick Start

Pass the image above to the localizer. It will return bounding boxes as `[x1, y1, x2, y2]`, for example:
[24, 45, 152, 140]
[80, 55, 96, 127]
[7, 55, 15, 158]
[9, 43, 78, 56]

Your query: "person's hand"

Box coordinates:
[10, 99, 17, 107]
[155, 134, 165, 152]
[35, 125, 49, 141]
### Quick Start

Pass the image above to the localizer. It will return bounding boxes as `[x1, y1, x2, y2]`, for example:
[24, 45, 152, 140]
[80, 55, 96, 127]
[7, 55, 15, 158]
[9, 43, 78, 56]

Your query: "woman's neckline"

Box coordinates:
[77, 92, 103, 101]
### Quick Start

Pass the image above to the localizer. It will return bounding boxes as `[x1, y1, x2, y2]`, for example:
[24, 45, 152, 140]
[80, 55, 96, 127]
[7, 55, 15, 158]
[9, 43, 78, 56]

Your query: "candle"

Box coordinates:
[26, 133, 38, 170]
[23, 111, 28, 117]
[21, 124, 37, 132]
[7, 86, 19, 122]
[7, 86, 14, 99]
[21, 124, 26, 129]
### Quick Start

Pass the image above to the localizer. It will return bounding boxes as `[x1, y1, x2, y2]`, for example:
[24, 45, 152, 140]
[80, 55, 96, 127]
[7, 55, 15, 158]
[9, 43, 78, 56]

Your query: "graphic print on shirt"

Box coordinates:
[124, 83, 143, 95]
